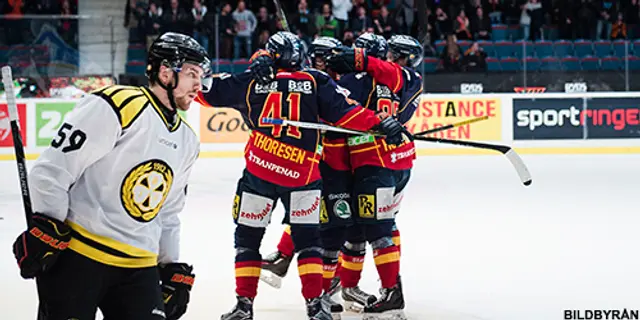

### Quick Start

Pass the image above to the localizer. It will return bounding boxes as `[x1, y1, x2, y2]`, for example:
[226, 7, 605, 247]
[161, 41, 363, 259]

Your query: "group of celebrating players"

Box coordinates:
[10, 28, 423, 320]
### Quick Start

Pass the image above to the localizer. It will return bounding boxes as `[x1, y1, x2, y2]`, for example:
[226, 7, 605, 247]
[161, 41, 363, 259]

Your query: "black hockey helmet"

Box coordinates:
[147, 32, 213, 92]
[354, 33, 388, 60]
[310, 37, 342, 60]
[265, 31, 307, 70]
[387, 35, 423, 68]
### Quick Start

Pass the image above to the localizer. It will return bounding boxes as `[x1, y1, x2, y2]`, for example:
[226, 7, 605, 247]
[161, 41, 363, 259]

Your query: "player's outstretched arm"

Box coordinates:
[196, 71, 255, 108]
[13, 94, 121, 279]
[315, 72, 405, 145]
[326, 47, 404, 93]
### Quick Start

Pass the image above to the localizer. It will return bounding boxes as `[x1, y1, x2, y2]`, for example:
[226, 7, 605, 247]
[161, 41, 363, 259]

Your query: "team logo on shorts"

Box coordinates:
[121, 159, 174, 223]
[333, 199, 351, 219]
[358, 195, 375, 218]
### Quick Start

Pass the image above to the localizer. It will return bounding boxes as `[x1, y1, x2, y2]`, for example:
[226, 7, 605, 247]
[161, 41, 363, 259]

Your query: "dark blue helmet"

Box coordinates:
[310, 37, 342, 60]
[388, 35, 423, 68]
[266, 31, 307, 69]
[354, 33, 388, 59]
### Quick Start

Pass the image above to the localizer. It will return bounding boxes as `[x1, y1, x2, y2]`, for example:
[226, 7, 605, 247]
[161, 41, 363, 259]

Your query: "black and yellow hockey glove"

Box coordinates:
[12, 213, 71, 279]
[159, 262, 195, 320]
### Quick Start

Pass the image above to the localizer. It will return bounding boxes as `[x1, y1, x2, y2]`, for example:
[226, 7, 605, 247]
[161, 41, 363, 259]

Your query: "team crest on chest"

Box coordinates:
[120, 159, 174, 223]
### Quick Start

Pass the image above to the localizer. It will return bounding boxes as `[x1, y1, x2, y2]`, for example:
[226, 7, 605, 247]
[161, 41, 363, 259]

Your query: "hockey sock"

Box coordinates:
[322, 249, 340, 292]
[391, 226, 401, 256]
[371, 237, 400, 289]
[234, 225, 265, 298]
[335, 252, 343, 278]
[291, 226, 323, 299]
[277, 225, 295, 257]
[235, 248, 262, 298]
[319, 227, 346, 292]
[339, 241, 366, 288]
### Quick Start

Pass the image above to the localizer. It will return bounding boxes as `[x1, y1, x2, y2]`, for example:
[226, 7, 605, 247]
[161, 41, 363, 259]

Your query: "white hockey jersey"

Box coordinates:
[29, 85, 199, 268]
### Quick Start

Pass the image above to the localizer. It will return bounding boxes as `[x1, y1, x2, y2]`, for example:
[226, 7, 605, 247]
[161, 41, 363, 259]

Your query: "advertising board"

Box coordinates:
[583, 98, 640, 139]
[406, 97, 502, 140]
[513, 98, 584, 140]
[0, 103, 27, 147]
[199, 107, 250, 143]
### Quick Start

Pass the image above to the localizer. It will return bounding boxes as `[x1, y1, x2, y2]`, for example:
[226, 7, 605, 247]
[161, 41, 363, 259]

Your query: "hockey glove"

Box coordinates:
[376, 116, 407, 146]
[249, 50, 276, 86]
[159, 263, 195, 320]
[12, 213, 71, 279]
[325, 46, 368, 74]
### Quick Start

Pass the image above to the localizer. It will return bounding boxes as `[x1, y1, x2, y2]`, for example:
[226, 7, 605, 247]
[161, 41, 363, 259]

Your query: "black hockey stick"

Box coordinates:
[412, 135, 532, 186]
[2, 66, 33, 223]
[413, 115, 489, 136]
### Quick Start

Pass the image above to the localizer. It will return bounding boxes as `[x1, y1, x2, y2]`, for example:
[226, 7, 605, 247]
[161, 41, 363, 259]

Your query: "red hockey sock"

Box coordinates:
[392, 228, 401, 256]
[277, 225, 295, 257]
[298, 257, 323, 299]
[322, 261, 338, 292]
[339, 252, 365, 288]
[373, 245, 400, 288]
[235, 260, 262, 298]
[335, 253, 343, 278]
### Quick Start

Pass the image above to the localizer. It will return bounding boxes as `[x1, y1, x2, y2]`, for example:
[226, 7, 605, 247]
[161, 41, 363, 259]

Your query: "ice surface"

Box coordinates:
[1, 154, 638, 320]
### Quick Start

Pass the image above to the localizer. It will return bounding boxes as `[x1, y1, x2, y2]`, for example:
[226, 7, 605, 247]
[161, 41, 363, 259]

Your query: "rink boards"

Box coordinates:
[1, 91, 639, 160]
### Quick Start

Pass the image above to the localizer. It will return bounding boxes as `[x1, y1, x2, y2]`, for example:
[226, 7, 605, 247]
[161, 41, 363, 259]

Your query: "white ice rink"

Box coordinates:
[1, 154, 639, 320]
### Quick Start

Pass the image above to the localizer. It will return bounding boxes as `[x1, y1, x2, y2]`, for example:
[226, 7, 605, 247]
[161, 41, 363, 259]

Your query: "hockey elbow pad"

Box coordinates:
[12, 213, 71, 279]
[159, 262, 195, 320]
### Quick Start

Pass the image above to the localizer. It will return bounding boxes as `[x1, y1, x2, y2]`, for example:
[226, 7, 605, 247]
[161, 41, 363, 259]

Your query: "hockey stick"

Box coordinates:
[272, 0, 290, 32]
[262, 117, 385, 136]
[413, 115, 489, 136]
[2, 66, 34, 223]
[412, 135, 532, 186]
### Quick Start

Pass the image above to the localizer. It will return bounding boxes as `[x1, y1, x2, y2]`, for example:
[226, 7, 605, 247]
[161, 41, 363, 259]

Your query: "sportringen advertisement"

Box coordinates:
[513, 98, 584, 140]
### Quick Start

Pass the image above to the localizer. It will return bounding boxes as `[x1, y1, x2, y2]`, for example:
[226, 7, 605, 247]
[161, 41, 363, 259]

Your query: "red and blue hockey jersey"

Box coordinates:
[197, 69, 384, 187]
[328, 57, 423, 170]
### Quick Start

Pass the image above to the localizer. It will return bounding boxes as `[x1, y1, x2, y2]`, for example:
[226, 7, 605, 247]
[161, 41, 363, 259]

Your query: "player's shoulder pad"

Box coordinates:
[304, 68, 332, 86]
[402, 66, 422, 81]
[91, 85, 149, 129]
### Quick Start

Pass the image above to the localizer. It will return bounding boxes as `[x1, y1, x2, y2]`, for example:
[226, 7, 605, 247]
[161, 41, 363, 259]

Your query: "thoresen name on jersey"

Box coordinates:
[252, 133, 306, 165]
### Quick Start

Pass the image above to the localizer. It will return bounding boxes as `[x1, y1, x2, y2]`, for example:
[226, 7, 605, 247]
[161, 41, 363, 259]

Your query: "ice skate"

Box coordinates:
[322, 292, 344, 320]
[327, 276, 342, 296]
[220, 296, 253, 320]
[307, 296, 333, 320]
[259, 250, 293, 288]
[341, 286, 377, 313]
[362, 283, 406, 320]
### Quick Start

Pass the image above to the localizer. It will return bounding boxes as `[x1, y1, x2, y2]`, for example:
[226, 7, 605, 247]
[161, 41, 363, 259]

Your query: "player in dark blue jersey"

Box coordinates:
[325, 34, 424, 320]
[198, 31, 406, 320]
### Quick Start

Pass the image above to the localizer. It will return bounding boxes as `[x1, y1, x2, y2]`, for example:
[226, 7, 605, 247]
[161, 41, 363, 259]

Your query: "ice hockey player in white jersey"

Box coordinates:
[11, 32, 210, 320]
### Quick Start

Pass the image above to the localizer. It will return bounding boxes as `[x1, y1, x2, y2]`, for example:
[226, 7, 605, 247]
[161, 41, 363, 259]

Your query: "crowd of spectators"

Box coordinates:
[2, 0, 640, 73]
[0, 0, 79, 47]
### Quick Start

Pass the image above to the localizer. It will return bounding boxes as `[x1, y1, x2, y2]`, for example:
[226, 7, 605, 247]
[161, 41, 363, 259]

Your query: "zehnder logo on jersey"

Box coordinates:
[121, 159, 174, 223]
[240, 202, 272, 221]
[291, 196, 321, 217]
